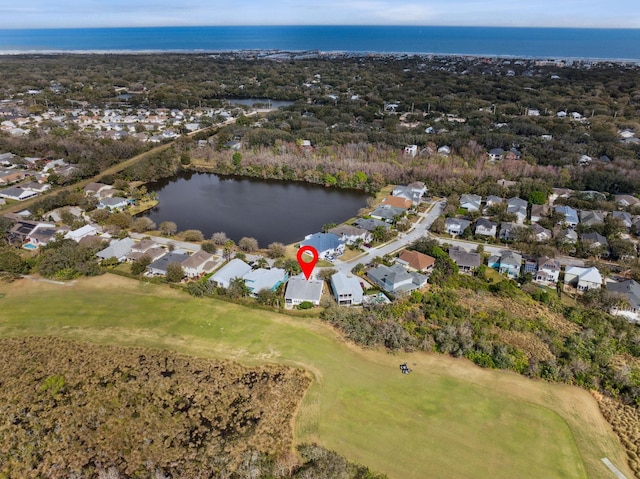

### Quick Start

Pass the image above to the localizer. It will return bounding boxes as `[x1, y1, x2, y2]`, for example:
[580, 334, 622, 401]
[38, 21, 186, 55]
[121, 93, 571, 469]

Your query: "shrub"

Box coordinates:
[298, 301, 313, 310]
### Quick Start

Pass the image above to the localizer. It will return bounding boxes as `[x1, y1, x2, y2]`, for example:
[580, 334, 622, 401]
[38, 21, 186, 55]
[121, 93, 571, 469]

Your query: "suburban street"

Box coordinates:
[330, 199, 584, 274]
[331, 200, 446, 273]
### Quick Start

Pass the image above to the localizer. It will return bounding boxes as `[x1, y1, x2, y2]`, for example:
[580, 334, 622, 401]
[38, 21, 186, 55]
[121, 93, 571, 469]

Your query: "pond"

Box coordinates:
[223, 97, 294, 109]
[143, 172, 369, 246]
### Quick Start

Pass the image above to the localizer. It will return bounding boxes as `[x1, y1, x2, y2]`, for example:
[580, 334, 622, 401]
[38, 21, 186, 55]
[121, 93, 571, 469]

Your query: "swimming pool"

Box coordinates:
[23, 243, 37, 250]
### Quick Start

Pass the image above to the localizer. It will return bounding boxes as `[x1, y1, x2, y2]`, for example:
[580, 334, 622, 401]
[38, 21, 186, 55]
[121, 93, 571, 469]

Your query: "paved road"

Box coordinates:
[129, 232, 201, 252]
[328, 199, 584, 274]
[331, 200, 446, 273]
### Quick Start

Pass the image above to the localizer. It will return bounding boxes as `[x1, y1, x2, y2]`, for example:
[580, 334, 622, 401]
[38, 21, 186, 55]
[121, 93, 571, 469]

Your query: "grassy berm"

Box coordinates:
[0, 337, 311, 478]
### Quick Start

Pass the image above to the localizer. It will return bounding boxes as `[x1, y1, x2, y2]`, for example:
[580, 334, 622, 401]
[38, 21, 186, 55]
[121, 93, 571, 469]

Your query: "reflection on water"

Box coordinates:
[143, 172, 368, 245]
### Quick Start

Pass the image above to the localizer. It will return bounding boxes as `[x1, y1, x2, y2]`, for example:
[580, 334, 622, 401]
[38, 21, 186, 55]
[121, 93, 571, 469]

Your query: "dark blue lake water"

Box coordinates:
[143, 172, 369, 245]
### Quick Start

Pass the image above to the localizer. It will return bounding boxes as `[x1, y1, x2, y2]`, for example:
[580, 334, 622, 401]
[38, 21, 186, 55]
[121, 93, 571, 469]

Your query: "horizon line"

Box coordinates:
[1, 24, 640, 31]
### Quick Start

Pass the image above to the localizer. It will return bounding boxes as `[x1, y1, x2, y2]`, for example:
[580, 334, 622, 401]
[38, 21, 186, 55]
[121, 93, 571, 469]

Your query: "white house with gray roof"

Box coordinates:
[445, 217, 470, 236]
[284, 275, 324, 308]
[243, 268, 288, 297]
[507, 197, 528, 224]
[607, 279, 640, 323]
[460, 194, 482, 212]
[96, 237, 136, 262]
[330, 272, 363, 306]
[209, 259, 252, 289]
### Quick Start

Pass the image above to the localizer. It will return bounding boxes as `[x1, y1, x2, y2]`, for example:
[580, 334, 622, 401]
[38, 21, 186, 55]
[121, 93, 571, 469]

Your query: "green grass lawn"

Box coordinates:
[0, 275, 631, 479]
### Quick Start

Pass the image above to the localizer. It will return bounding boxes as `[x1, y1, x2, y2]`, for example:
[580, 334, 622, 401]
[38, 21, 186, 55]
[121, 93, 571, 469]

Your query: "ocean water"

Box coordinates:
[0, 26, 639, 60]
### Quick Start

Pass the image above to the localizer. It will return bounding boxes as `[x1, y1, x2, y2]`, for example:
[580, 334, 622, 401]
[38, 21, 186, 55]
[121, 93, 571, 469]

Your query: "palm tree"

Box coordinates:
[253, 257, 269, 270]
[228, 277, 250, 298]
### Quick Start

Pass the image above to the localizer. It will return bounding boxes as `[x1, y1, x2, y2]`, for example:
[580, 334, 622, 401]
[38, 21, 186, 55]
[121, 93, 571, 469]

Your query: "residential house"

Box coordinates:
[392, 182, 427, 205]
[404, 145, 418, 157]
[284, 275, 325, 308]
[181, 250, 217, 278]
[64, 225, 97, 242]
[397, 250, 435, 274]
[448, 246, 481, 274]
[532, 223, 552, 242]
[499, 222, 518, 241]
[370, 204, 405, 223]
[534, 257, 561, 284]
[0, 185, 39, 201]
[556, 228, 578, 244]
[127, 246, 166, 263]
[530, 204, 549, 223]
[208, 258, 252, 289]
[474, 218, 497, 237]
[96, 237, 136, 262]
[504, 148, 522, 161]
[581, 232, 609, 255]
[606, 280, 640, 323]
[300, 233, 345, 260]
[564, 266, 602, 291]
[327, 225, 372, 245]
[353, 218, 390, 232]
[506, 197, 528, 224]
[555, 205, 579, 228]
[444, 218, 470, 236]
[147, 252, 190, 276]
[27, 225, 59, 246]
[0, 169, 28, 185]
[7, 220, 38, 244]
[488, 148, 504, 161]
[497, 179, 517, 188]
[243, 268, 288, 296]
[380, 196, 413, 210]
[437, 145, 451, 156]
[84, 182, 111, 197]
[460, 194, 482, 212]
[98, 196, 129, 211]
[329, 272, 363, 306]
[488, 251, 522, 279]
[615, 195, 640, 208]
[580, 210, 606, 228]
[611, 211, 632, 231]
[550, 188, 574, 204]
[367, 264, 427, 294]
[484, 195, 503, 211]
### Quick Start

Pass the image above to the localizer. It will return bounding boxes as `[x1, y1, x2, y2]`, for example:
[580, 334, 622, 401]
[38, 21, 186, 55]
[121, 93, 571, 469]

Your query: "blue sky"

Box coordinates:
[2, 0, 639, 29]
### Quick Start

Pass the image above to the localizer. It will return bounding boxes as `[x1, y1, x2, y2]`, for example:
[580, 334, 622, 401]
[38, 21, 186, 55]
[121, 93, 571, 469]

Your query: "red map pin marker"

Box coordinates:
[297, 246, 319, 280]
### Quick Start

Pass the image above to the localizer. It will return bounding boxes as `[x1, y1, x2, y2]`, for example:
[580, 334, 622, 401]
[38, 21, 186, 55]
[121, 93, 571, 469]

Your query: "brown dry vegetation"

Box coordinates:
[0, 337, 311, 479]
[493, 328, 555, 362]
[456, 289, 580, 337]
[594, 392, 640, 478]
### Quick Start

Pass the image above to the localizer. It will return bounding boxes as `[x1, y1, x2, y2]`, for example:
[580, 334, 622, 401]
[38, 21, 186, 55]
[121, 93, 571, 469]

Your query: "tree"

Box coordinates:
[283, 259, 302, 276]
[318, 268, 337, 281]
[130, 254, 152, 275]
[238, 236, 259, 252]
[322, 223, 337, 233]
[253, 257, 269, 269]
[165, 262, 184, 283]
[159, 221, 177, 236]
[131, 217, 156, 233]
[201, 241, 217, 254]
[528, 191, 547, 205]
[228, 276, 250, 298]
[182, 229, 204, 242]
[211, 232, 228, 245]
[267, 242, 286, 259]
[256, 288, 279, 306]
[0, 249, 29, 274]
[223, 239, 235, 261]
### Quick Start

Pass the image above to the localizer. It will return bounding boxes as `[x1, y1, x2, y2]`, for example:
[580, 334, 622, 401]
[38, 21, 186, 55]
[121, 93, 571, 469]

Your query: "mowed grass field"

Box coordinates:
[0, 275, 632, 479]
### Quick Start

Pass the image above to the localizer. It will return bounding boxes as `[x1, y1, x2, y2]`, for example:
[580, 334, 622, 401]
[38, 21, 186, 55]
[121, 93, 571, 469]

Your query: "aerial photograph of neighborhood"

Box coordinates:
[1, 1, 640, 478]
